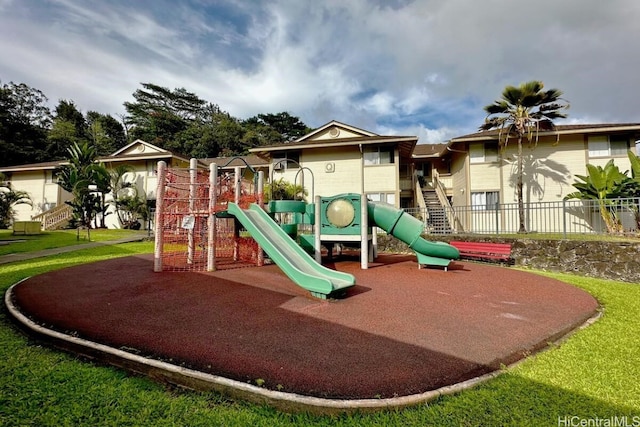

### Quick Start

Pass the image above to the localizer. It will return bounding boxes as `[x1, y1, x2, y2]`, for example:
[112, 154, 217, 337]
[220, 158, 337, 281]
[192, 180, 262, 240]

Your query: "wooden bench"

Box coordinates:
[449, 241, 514, 265]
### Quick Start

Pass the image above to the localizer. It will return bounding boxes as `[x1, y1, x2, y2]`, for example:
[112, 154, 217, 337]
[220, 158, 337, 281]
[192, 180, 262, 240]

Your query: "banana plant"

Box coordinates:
[565, 159, 630, 233]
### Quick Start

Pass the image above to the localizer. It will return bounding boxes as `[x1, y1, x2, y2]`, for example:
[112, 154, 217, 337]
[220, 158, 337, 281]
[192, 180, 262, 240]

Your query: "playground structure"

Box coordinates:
[154, 159, 460, 298]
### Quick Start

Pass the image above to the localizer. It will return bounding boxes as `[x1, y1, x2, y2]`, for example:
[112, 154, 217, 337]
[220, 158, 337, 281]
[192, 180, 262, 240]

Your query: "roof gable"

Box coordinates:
[110, 139, 169, 156]
[296, 120, 378, 143]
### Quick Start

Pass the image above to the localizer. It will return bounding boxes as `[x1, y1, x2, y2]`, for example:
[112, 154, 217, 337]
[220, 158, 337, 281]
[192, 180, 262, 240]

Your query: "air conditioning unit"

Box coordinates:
[325, 162, 335, 173]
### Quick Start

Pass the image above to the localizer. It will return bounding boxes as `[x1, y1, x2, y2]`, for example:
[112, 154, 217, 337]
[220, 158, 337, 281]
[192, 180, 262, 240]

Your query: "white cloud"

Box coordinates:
[1, 0, 640, 141]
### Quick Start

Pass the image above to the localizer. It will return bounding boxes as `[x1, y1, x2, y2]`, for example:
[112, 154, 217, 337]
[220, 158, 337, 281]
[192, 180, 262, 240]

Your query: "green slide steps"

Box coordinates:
[367, 202, 460, 268]
[226, 203, 355, 299]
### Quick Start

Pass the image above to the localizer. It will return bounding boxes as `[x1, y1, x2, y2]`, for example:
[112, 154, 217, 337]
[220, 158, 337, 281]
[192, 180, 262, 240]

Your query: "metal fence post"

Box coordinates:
[495, 201, 500, 234]
[562, 199, 567, 239]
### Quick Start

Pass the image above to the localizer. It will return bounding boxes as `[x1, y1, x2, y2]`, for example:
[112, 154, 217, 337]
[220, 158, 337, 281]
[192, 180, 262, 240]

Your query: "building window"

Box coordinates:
[471, 191, 499, 210]
[588, 135, 629, 157]
[469, 142, 499, 164]
[364, 146, 394, 165]
[273, 151, 300, 170]
[146, 161, 157, 177]
[367, 192, 396, 206]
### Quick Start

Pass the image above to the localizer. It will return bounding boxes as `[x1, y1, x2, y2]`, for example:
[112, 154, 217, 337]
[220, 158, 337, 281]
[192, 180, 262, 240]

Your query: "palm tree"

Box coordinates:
[480, 80, 569, 232]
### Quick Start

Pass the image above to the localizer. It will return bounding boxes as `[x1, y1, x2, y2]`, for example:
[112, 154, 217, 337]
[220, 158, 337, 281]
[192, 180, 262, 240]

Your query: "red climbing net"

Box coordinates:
[156, 167, 260, 272]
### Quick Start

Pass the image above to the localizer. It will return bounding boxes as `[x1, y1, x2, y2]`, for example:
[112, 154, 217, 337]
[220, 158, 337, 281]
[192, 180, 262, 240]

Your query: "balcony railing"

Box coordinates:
[404, 198, 640, 237]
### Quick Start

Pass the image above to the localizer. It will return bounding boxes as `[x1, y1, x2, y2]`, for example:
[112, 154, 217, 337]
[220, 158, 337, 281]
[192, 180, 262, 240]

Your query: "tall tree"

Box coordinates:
[480, 80, 569, 232]
[47, 100, 88, 160]
[244, 112, 311, 143]
[124, 83, 208, 146]
[0, 81, 51, 166]
[86, 111, 127, 155]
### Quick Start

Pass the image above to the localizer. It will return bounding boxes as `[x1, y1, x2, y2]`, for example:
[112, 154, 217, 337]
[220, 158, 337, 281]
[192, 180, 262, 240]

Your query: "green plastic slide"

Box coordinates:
[367, 202, 460, 268]
[227, 203, 355, 298]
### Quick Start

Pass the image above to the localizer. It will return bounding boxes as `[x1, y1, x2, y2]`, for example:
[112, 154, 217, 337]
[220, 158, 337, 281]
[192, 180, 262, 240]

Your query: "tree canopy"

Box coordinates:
[0, 81, 51, 166]
[123, 82, 308, 158]
[0, 80, 311, 167]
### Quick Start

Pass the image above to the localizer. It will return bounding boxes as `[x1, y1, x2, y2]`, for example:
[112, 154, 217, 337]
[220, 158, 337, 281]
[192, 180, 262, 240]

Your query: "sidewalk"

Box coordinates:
[0, 233, 149, 265]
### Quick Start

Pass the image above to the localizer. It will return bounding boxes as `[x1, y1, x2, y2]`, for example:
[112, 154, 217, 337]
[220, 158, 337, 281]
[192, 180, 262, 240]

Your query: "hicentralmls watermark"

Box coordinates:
[558, 416, 640, 427]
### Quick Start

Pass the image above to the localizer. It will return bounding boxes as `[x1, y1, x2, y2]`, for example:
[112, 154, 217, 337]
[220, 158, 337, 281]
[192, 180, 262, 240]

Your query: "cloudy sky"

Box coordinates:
[1, 0, 639, 143]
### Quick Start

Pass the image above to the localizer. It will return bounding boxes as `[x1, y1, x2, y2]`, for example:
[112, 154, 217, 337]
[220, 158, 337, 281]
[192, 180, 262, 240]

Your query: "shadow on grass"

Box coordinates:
[398, 373, 640, 427]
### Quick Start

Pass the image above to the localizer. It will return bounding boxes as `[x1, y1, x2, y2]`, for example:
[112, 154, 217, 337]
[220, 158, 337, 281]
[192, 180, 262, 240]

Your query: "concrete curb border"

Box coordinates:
[4, 280, 602, 415]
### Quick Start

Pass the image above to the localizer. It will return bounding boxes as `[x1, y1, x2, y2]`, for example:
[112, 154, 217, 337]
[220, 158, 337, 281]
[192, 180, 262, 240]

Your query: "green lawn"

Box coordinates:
[0, 229, 148, 256]
[0, 242, 638, 426]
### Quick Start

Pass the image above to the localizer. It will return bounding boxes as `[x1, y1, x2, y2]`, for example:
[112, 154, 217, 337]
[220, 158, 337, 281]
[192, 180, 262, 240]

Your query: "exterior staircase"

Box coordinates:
[422, 189, 453, 234]
[32, 204, 74, 230]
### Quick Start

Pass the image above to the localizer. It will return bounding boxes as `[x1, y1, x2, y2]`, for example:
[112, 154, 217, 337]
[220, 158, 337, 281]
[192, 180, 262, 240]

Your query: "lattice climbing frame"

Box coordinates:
[153, 159, 262, 272]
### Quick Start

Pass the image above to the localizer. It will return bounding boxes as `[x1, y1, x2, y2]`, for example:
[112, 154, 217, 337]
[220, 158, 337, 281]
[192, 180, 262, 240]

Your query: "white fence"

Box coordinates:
[405, 198, 640, 236]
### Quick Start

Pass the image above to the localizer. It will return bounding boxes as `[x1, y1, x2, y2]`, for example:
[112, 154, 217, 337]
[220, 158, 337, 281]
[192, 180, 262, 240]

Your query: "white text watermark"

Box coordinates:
[558, 416, 640, 427]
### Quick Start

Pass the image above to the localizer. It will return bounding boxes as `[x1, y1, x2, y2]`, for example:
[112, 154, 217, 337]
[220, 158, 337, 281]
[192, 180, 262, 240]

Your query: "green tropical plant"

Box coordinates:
[564, 159, 630, 233]
[480, 80, 569, 232]
[625, 150, 640, 194]
[109, 164, 135, 227]
[56, 142, 110, 238]
[92, 163, 112, 228]
[623, 150, 640, 229]
[116, 194, 148, 229]
[264, 178, 307, 201]
[0, 174, 32, 229]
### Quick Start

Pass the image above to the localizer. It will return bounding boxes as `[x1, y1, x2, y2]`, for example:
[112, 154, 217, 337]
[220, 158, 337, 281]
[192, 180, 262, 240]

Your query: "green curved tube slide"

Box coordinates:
[367, 202, 459, 268]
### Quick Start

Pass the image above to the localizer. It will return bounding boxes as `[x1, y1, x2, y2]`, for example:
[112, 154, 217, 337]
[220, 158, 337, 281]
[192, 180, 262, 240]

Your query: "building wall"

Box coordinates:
[270, 146, 399, 206]
[496, 136, 584, 203]
[454, 133, 637, 206]
[10, 170, 66, 221]
[7, 159, 173, 228]
[449, 151, 468, 207]
[444, 133, 639, 233]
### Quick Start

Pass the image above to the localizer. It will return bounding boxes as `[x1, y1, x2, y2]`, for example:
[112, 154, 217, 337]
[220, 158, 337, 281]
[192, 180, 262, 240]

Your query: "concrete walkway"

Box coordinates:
[0, 233, 148, 265]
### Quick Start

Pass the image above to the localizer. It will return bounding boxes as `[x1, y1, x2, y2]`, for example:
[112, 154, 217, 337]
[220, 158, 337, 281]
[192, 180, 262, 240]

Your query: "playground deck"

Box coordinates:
[8, 253, 598, 412]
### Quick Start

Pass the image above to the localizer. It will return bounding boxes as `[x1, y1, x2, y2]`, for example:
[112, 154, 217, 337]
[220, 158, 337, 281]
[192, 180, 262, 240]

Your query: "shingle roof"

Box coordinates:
[201, 155, 270, 169]
[412, 143, 449, 158]
[0, 160, 65, 172]
[454, 123, 640, 141]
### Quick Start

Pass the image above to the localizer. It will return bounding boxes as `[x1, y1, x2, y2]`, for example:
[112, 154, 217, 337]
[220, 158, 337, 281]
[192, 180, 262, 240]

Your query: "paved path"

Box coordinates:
[0, 233, 148, 265]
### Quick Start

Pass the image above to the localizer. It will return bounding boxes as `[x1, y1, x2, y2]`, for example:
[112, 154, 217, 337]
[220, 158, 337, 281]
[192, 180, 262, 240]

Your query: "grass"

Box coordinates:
[1, 242, 639, 425]
[0, 229, 147, 256]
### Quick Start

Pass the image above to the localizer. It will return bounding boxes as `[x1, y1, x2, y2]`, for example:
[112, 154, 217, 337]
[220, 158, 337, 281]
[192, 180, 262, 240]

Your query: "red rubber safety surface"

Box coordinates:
[11, 254, 598, 399]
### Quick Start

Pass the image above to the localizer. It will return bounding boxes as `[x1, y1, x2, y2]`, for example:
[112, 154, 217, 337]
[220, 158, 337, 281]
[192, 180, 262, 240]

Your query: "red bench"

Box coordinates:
[449, 241, 514, 265]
